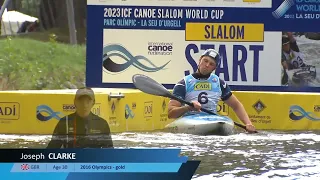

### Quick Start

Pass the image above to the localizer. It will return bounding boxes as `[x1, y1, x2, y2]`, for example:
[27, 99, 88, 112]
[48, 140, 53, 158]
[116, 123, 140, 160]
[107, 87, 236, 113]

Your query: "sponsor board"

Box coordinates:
[87, 0, 320, 92]
[217, 101, 229, 116]
[249, 99, 272, 124]
[144, 101, 153, 121]
[108, 101, 119, 127]
[160, 99, 168, 122]
[0, 102, 20, 120]
[125, 103, 135, 119]
[289, 105, 320, 121]
[0, 89, 320, 134]
[102, 29, 278, 86]
[62, 103, 102, 116]
[36, 105, 64, 122]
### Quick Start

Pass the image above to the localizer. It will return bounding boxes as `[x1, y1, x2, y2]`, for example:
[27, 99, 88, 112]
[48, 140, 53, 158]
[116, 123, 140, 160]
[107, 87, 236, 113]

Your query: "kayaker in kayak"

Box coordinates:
[168, 48, 256, 133]
[282, 33, 306, 70]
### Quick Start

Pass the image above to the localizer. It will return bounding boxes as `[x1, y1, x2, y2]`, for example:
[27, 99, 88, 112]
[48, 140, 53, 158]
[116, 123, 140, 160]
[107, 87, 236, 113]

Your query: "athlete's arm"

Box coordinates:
[287, 32, 300, 52]
[220, 79, 254, 127]
[282, 61, 288, 69]
[225, 95, 252, 125]
[168, 80, 191, 119]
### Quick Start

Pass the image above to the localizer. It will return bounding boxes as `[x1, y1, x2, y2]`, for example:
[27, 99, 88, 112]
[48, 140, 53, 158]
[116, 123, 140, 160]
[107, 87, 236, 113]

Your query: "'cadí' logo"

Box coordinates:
[36, 105, 64, 121]
[102, 44, 171, 74]
[272, 0, 295, 19]
[289, 105, 320, 121]
[125, 104, 134, 119]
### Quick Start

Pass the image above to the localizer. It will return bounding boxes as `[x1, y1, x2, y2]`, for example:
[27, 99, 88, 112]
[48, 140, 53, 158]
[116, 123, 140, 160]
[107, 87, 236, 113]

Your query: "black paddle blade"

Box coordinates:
[132, 74, 172, 98]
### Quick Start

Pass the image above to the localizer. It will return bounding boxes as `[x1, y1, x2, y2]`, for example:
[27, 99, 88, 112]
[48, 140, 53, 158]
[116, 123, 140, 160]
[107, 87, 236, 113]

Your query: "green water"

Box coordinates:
[1, 130, 320, 179]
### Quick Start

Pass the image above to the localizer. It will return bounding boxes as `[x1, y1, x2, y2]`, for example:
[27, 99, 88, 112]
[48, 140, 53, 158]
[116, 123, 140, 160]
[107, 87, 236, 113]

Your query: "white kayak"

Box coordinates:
[164, 113, 235, 136]
[286, 65, 320, 86]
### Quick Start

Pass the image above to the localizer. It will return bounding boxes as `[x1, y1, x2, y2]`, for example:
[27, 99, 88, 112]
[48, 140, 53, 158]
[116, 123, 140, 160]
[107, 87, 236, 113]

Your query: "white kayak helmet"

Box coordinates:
[201, 49, 221, 67]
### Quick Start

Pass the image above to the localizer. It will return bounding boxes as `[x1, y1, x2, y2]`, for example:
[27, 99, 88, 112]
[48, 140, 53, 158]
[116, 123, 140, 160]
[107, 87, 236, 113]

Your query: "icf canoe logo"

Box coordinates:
[124, 104, 135, 119]
[289, 105, 320, 121]
[272, 0, 320, 19]
[102, 44, 171, 74]
[36, 105, 64, 121]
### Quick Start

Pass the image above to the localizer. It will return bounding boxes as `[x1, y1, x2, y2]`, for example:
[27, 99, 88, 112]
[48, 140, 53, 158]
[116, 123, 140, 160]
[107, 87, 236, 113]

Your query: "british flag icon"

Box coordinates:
[21, 164, 29, 170]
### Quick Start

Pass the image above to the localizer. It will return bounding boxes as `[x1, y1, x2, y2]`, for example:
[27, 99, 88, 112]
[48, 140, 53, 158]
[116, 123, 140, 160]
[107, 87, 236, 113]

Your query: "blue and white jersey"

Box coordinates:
[281, 40, 306, 69]
[282, 50, 305, 69]
[172, 73, 232, 115]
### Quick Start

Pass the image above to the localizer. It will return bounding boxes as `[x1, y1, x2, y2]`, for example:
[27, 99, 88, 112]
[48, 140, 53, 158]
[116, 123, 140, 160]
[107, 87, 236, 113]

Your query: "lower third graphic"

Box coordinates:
[36, 105, 64, 121]
[289, 105, 320, 121]
[125, 104, 134, 119]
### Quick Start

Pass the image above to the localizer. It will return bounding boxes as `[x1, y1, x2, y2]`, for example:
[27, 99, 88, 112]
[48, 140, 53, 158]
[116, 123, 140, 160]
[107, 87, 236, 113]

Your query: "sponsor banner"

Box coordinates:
[0, 102, 20, 120]
[87, 0, 320, 92]
[120, 93, 174, 131]
[0, 90, 320, 133]
[102, 29, 280, 86]
[0, 90, 175, 134]
[185, 23, 264, 42]
[231, 92, 320, 130]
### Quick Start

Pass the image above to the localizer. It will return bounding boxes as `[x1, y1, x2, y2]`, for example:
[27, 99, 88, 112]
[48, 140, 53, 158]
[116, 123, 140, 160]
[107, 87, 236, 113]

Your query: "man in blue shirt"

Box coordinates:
[168, 49, 256, 133]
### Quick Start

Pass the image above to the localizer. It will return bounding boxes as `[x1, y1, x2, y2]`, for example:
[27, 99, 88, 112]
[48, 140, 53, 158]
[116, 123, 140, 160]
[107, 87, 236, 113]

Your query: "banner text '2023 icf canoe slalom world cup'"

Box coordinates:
[86, 0, 320, 92]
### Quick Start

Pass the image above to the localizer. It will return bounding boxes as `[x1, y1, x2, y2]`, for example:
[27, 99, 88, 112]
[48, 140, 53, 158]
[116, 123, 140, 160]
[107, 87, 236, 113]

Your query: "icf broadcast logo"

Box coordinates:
[272, 0, 295, 19]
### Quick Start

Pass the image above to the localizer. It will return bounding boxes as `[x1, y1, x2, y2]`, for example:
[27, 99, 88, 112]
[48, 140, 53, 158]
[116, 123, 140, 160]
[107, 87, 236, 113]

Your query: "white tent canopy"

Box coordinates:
[1, 8, 38, 35]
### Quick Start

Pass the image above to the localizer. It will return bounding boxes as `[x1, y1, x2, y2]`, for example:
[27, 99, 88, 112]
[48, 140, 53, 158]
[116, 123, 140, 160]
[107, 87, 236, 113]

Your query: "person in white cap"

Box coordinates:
[168, 49, 256, 133]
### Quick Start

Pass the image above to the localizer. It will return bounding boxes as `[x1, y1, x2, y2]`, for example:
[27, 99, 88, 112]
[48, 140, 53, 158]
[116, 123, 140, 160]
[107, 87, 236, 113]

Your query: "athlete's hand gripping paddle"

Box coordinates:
[132, 74, 255, 132]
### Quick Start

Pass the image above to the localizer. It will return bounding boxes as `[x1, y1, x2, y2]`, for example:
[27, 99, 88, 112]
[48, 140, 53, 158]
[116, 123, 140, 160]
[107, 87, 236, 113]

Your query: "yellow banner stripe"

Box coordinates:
[185, 23, 264, 42]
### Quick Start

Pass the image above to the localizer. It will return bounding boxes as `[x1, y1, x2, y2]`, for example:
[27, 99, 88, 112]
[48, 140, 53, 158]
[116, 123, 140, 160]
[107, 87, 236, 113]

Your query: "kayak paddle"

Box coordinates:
[132, 74, 254, 132]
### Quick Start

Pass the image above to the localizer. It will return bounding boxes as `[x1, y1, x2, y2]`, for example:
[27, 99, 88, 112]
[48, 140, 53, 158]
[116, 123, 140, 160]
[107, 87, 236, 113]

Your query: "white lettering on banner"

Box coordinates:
[157, 9, 184, 19]
[296, 3, 320, 13]
[103, 8, 226, 28]
[132, 8, 184, 19]
[282, 0, 320, 20]
[104, 7, 223, 20]
[104, 8, 133, 18]
[185, 9, 224, 20]
[104, 18, 137, 27]
[134, 8, 156, 18]
[185, 44, 264, 82]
